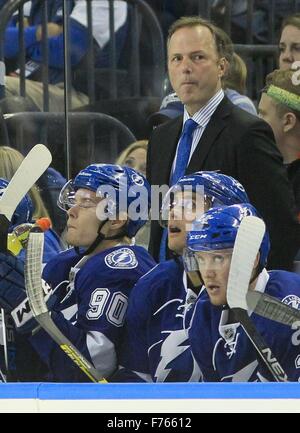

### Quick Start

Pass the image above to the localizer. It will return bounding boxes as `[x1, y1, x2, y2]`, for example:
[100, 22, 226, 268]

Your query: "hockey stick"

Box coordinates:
[0, 143, 51, 380]
[247, 291, 300, 327]
[24, 231, 106, 383]
[227, 216, 288, 382]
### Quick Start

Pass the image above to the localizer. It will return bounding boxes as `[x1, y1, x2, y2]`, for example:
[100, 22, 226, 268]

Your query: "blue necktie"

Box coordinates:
[170, 118, 198, 186]
[159, 118, 198, 261]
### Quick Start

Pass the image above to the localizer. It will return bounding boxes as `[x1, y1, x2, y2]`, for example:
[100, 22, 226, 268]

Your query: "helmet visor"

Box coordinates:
[58, 180, 102, 212]
[183, 248, 233, 272]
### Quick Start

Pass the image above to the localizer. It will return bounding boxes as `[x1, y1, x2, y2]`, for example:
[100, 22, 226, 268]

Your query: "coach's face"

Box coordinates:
[167, 25, 226, 116]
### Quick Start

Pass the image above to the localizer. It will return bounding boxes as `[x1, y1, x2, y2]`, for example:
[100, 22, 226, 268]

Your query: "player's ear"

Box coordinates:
[283, 112, 297, 132]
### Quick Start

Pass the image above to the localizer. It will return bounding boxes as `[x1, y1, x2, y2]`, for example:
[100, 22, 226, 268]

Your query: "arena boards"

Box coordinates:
[0, 382, 299, 413]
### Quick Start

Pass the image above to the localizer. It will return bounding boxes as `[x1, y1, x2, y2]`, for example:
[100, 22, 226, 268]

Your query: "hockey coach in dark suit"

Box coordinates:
[146, 16, 299, 270]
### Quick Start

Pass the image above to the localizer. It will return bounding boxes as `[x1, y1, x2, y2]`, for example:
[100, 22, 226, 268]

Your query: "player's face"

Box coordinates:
[258, 93, 284, 146]
[66, 188, 101, 247]
[195, 249, 232, 306]
[168, 25, 225, 115]
[168, 191, 206, 255]
[279, 25, 300, 70]
[124, 147, 147, 176]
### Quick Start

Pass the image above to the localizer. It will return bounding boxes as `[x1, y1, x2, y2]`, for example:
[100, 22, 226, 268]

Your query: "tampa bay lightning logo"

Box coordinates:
[131, 173, 144, 186]
[282, 295, 300, 310]
[105, 248, 138, 269]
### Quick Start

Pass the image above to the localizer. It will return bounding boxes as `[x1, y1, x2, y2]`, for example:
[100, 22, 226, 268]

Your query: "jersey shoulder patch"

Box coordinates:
[282, 294, 300, 310]
[104, 247, 138, 269]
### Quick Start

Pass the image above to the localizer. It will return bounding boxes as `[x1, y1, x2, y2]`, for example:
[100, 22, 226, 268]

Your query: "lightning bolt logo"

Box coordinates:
[105, 248, 138, 269]
[154, 329, 197, 382]
[115, 252, 130, 264]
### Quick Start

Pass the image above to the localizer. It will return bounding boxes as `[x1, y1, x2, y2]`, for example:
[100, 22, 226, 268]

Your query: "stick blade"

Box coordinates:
[0, 144, 52, 221]
[227, 216, 265, 310]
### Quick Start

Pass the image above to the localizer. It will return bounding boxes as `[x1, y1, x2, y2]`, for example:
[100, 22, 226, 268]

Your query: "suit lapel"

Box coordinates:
[187, 97, 232, 173]
[154, 117, 183, 185]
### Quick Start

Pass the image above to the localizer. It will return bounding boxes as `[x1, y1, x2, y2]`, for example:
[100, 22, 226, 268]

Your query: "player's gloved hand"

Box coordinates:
[0, 252, 53, 334]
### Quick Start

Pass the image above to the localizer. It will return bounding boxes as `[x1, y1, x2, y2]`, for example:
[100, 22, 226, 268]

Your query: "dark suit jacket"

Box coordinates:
[147, 96, 300, 270]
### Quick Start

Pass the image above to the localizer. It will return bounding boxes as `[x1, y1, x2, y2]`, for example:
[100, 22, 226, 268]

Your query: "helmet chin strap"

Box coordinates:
[83, 219, 128, 256]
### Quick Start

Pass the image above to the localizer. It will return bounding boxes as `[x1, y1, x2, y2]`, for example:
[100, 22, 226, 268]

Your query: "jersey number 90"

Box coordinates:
[86, 288, 128, 327]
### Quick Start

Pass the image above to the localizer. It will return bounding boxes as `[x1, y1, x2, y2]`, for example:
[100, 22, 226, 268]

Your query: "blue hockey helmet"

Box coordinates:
[160, 171, 249, 227]
[58, 164, 151, 238]
[185, 203, 270, 270]
[0, 177, 33, 227]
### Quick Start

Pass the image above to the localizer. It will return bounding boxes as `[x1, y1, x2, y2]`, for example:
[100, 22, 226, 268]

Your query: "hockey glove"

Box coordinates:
[0, 252, 53, 334]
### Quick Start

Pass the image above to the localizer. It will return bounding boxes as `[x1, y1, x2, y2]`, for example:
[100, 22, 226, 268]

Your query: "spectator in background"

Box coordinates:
[144, 1, 186, 40]
[223, 52, 257, 115]
[115, 140, 149, 249]
[258, 69, 300, 217]
[0, 146, 63, 263]
[3, 0, 128, 111]
[116, 140, 148, 177]
[148, 92, 184, 129]
[147, 16, 300, 270]
[279, 13, 300, 70]
[216, 26, 257, 115]
[212, 0, 296, 44]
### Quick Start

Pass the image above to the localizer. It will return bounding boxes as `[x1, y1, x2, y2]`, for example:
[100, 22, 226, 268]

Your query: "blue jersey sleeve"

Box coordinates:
[4, 25, 38, 59]
[5, 19, 88, 68]
[27, 19, 88, 68]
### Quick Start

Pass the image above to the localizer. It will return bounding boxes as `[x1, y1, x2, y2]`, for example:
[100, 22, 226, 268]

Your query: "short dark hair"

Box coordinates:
[167, 16, 233, 61]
